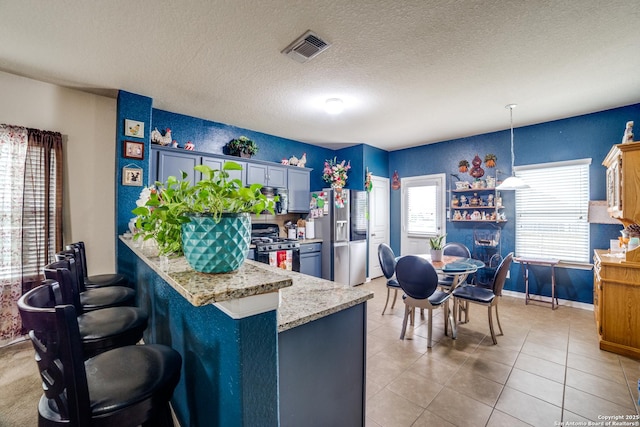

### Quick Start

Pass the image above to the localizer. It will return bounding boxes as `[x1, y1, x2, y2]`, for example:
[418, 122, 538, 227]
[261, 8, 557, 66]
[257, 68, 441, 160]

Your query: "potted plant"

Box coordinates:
[226, 136, 258, 158]
[131, 161, 275, 273]
[429, 234, 447, 262]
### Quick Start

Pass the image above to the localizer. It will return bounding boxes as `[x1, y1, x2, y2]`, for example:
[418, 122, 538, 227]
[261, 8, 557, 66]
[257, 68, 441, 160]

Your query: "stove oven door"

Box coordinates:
[256, 249, 300, 272]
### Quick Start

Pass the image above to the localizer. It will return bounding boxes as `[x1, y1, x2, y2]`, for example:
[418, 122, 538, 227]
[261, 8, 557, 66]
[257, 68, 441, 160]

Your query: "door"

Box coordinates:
[368, 176, 389, 280]
[400, 174, 446, 256]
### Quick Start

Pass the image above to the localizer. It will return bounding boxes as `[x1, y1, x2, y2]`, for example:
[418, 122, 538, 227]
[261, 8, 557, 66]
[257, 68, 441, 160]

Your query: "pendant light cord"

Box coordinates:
[506, 103, 517, 176]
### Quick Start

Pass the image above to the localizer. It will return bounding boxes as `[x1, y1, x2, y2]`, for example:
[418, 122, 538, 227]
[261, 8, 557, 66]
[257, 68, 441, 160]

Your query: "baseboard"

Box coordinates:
[502, 290, 594, 311]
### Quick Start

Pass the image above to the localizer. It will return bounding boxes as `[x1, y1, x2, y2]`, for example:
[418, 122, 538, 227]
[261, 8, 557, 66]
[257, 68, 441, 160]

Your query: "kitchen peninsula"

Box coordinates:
[119, 237, 373, 427]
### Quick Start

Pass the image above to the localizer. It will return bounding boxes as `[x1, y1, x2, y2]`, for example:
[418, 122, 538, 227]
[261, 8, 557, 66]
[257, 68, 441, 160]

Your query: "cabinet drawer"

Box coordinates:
[299, 242, 322, 254]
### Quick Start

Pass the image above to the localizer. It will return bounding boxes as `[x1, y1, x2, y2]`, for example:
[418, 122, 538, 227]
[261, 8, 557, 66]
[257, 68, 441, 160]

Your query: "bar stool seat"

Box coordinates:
[69, 242, 128, 288]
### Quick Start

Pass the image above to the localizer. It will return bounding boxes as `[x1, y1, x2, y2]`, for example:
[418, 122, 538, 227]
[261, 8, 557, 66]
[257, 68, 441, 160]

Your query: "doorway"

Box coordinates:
[400, 174, 446, 256]
[367, 175, 390, 280]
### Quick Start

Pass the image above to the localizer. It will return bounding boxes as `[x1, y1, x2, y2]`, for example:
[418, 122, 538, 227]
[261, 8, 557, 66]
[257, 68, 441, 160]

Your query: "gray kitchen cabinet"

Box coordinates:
[155, 149, 198, 184]
[247, 163, 287, 188]
[202, 157, 246, 186]
[299, 242, 322, 278]
[287, 168, 311, 213]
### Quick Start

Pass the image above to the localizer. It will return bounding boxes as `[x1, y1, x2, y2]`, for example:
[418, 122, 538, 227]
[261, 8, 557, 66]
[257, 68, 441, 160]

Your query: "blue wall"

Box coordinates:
[389, 103, 640, 303]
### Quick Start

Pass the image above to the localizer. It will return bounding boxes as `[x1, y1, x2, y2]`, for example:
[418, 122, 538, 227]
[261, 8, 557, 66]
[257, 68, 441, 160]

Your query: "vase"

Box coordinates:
[181, 212, 251, 273]
[430, 249, 443, 262]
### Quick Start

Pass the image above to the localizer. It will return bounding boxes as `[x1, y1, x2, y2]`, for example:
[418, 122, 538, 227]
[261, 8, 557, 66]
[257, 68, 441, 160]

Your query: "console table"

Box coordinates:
[514, 256, 560, 310]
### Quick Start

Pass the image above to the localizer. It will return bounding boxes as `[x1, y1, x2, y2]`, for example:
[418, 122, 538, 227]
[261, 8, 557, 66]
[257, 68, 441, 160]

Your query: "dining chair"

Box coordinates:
[396, 255, 454, 347]
[378, 243, 401, 315]
[437, 242, 472, 289]
[452, 252, 513, 344]
[18, 285, 182, 426]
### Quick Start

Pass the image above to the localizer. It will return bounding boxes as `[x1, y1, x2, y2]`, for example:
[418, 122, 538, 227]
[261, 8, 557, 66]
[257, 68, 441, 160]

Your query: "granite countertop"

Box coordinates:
[121, 236, 293, 306]
[120, 236, 372, 332]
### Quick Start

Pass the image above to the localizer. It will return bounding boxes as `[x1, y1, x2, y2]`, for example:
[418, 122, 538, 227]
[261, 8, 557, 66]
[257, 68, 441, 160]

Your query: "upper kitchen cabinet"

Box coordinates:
[202, 157, 246, 186]
[247, 163, 287, 188]
[603, 140, 640, 226]
[287, 168, 311, 213]
[154, 149, 198, 184]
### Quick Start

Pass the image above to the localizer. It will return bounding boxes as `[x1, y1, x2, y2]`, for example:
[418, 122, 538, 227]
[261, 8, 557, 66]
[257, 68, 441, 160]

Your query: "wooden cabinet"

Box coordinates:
[449, 187, 506, 222]
[603, 141, 640, 226]
[287, 168, 311, 213]
[593, 249, 640, 359]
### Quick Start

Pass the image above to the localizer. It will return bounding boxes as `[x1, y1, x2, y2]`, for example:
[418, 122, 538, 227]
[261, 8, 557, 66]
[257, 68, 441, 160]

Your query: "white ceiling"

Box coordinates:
[2, 1, 639, 151]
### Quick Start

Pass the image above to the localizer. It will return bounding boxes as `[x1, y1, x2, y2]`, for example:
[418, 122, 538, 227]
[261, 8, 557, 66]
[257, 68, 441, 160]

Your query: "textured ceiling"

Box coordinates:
[1, 0, 639, 151]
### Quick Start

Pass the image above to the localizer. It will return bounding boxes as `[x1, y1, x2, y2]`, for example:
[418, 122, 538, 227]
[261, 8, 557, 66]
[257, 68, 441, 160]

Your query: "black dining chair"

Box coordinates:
[18, 285, 182, 426]
[378, 243, 401, 315]
[44, 258, 136, 312]
[27, 279, 148, 359]
[66, 242, 129, 288]
[437, 242, 472, 289]
[452, 252, 513, 344]
[396, 255, 455, 347]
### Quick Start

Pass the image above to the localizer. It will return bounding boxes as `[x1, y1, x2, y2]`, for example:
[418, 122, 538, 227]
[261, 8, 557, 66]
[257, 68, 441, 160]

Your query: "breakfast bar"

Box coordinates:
[118, 237, 373, 427]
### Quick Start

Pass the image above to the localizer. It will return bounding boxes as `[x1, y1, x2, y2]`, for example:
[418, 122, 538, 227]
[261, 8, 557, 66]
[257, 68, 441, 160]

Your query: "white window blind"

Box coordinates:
[404, 178, 441, 236]
[515, 159, 591, 263]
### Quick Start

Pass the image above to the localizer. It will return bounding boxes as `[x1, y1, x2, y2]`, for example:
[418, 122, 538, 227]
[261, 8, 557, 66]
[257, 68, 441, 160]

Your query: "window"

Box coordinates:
[515, 159, 591, 263]
[402, 174, 445, 237]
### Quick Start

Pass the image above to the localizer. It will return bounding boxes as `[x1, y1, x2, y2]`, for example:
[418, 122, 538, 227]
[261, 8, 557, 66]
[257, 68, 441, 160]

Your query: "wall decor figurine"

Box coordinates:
[469, 154, 485, 178]
[184, 141, 194, 150]
[297, 153, 307, 168]
[622, 121, 634, 144]
[391, 170, 401, 190]
[484, 153, 497, 167]
[458, 159, 469, 173]
[151, 127, 172, 146]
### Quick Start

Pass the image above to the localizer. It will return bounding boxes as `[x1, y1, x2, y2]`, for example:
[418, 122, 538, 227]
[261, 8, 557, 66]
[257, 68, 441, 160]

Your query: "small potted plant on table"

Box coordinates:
[131, 161, 275, 273]
[429, 234, 447, 262]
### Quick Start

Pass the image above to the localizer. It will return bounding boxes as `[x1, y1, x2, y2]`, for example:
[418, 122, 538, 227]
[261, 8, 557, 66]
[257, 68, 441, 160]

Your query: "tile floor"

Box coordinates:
[361, 277, 640, 427]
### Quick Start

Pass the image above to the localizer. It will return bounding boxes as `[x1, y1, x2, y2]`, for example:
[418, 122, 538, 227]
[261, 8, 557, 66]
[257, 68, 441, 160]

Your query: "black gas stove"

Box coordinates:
[251, 224, 300, 253]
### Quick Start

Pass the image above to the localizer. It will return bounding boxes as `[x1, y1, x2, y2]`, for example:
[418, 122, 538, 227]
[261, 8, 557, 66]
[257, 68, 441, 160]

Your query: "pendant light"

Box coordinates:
[496, 104, 529, 190]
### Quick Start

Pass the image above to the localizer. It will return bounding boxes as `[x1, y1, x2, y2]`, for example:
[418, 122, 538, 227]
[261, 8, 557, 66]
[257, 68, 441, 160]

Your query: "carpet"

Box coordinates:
[0, 338, 40, 427]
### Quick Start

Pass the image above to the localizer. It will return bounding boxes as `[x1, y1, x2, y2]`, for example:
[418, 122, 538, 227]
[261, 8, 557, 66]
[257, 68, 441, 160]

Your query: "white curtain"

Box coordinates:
[0, 125, 28, 345]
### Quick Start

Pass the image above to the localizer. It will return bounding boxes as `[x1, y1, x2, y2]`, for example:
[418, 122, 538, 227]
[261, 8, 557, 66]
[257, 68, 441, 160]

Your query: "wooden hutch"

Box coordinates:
[595, 140, 640, 358]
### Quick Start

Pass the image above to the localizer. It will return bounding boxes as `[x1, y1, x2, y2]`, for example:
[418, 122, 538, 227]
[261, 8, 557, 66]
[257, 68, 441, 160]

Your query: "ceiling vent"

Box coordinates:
[282, 30, 331, 63]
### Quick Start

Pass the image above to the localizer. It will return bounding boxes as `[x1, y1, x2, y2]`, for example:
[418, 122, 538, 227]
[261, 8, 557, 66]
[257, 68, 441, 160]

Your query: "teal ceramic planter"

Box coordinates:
[181, 212, 251, 273]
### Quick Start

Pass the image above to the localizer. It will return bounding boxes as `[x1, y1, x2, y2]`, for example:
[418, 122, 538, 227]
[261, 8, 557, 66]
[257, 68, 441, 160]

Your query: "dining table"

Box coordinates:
[396, 254, 485, 338]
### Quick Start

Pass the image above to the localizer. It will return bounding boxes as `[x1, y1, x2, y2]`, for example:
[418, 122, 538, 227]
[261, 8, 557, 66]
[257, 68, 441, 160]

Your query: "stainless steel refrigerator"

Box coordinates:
[314, 188, 367, 286]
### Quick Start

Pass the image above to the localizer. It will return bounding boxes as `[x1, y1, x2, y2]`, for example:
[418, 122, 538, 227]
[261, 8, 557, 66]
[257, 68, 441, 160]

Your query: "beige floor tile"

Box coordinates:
[462, 352, 513, 384]
[514, 352, 566, 384]
[426, 387, 493, 427]
[566, 352, 627, 384]
[365, 417, 383, 427]
[495, 386, 562, 426]
[405, 353, 461, 386]
[505, 368, 564, 407]
[520, 340, 567, 365]
[472, 344, 520, 367]
[562, 410, 592, 424]
[366, 388, 424, 427]
[367, 376, 386, 401]
[367, 352, 413, 387]
[444, 365, 504, 406]
[563, 386, 638, 422]
[486, 409, 533, 427]
[411, 409, 457, 427]
[565, 367, 636, 410]
[386, 370, 443, 408]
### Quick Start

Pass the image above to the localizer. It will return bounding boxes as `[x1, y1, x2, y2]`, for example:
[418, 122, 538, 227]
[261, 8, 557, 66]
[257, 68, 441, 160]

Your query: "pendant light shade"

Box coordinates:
[496, 104, 529, 190]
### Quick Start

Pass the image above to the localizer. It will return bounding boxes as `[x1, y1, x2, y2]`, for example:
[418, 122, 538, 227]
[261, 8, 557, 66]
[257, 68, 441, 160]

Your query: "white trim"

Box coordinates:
[514, 158, 592, 171]
[214, 291, 280, 319]
[502, 289, 594, 311]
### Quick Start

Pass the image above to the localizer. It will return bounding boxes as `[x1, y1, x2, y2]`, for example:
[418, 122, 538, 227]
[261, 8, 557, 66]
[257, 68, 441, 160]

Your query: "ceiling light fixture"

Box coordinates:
[325, 98, 344, 115]
[496, 104, 529, 190]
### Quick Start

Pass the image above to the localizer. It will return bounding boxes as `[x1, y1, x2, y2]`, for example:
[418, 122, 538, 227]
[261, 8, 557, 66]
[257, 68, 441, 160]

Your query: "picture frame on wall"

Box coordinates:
[123, 140, 145, 160]
[124, 119, 145, 138]
[122, 166, 143, 186]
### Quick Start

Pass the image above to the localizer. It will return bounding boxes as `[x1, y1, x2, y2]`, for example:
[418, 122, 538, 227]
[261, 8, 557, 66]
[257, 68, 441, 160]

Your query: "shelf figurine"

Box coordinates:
[622, 121, 634, 144]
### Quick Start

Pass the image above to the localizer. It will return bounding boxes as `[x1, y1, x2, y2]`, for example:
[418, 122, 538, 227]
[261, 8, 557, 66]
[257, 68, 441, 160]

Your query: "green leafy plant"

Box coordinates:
[131, 161, 274, 256]
[226, 136, 258, 157]
[429, 234, 447, 250]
